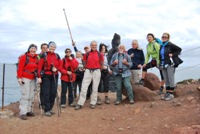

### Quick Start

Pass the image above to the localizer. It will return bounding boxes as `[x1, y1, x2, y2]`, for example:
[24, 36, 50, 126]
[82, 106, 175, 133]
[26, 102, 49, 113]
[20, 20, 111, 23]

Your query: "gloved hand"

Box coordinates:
[18, 78, 24, 85]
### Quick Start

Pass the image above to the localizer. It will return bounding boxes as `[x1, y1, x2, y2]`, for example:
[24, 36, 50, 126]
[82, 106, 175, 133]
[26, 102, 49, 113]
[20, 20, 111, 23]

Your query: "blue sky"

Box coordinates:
[0, 0, 200, 67]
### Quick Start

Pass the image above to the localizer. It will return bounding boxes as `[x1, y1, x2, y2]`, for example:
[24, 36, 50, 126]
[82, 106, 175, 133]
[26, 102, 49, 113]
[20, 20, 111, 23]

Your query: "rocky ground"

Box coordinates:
[0, 78, 200, 134]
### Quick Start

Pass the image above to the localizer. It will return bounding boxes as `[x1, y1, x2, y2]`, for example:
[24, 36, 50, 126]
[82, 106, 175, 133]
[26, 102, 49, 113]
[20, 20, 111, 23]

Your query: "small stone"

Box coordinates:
[102, 117, 106, 120]
[111, 118, 115, 121]
[145, 113, 148, 116]
[191, 100, 197, 104]
[127, 126, 131, 129]
[192, 125, 200, 129]
[118, 128, 124, 131]
[98, 125, 102, 127]
[164, 124, 169, 128]
[174, 102, 181, 107]
[197, 86, 200, 91]
[187, 96, 194, 102]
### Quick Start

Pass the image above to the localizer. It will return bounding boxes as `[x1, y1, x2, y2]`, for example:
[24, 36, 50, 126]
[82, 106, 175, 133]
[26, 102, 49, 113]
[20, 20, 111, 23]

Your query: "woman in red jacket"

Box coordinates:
[37, 41, 61, 117]
[59, 48, 78, 108]
[17, 44, 38, 120]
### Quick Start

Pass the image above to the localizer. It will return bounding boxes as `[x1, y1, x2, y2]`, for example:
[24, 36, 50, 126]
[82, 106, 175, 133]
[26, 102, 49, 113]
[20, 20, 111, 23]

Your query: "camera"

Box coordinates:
[118, 68, 123, 73]
[32, 69, 38, 77]
[50, 64, 54, 71]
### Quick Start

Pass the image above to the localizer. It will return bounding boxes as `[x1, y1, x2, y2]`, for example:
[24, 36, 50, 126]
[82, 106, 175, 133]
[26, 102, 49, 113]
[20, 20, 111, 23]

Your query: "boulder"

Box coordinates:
[144, 73, 161, 91]
[122, 84, 159, 101]
[174, 88, 197, 97]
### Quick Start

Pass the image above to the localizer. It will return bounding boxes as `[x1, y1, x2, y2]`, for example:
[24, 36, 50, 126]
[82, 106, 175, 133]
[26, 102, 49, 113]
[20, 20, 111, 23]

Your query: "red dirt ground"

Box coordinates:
[0, 83, 200, 134]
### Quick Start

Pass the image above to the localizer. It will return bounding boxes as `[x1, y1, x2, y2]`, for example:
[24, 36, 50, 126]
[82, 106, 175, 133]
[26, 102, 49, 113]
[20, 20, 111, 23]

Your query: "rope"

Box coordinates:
[176, 63, 200, 72]
[181, 46, 200, 54]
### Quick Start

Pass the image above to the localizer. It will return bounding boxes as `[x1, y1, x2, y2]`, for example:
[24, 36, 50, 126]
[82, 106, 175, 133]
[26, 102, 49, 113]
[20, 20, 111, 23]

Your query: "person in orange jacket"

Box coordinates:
[59, 48, 78, 108]
[17, 44, 38, 120]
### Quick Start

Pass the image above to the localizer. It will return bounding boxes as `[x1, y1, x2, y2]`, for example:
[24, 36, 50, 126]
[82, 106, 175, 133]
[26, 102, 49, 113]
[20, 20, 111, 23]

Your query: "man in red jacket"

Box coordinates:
[59, 48, 78, 108]
[75, 41, 104, 110]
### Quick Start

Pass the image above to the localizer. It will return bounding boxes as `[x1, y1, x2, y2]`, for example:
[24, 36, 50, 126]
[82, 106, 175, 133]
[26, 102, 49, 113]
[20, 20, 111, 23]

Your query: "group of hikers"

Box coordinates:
[17, 32, 182, 120]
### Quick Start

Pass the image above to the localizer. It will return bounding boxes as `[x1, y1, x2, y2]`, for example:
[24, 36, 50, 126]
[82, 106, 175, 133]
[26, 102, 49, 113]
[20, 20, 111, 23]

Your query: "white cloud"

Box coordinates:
[0, 0, 200, 66]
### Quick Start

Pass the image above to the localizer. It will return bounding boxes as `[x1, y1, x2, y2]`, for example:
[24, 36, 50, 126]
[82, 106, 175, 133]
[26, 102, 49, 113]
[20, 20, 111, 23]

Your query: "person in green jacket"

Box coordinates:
[139, 33, 165, 90]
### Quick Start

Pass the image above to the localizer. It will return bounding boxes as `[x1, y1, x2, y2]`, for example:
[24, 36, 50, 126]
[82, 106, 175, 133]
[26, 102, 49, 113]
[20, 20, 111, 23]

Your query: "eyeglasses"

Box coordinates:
[162, 36, 168, 39]
[66, 51, 71, 53]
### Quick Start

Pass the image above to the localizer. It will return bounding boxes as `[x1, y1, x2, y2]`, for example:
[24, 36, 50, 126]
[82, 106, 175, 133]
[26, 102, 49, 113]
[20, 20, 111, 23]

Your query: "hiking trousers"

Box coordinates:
[130, 69, 142, 83]
[41, 74, 58, 112]
[19, 78, 36, 115]
[78, 69, 101, 106]
[162, 65, 175, 88]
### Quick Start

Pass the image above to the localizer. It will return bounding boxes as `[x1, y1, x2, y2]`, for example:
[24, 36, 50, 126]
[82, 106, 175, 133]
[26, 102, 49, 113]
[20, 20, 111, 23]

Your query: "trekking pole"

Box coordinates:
[52, 73, 61, 117]
[37, 84, 43, 116]
[63, 9, 74, 44]
[69, 75, 76, 104]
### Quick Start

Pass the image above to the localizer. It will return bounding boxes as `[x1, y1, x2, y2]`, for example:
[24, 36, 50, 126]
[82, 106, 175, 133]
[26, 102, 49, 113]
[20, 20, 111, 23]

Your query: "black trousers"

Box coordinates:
[41, 74, 58, 112]
[98, 71, 110, 93]
[142, 60, 164, 80]
[73, 80, 82, 98]
[61, 80, 74, 105]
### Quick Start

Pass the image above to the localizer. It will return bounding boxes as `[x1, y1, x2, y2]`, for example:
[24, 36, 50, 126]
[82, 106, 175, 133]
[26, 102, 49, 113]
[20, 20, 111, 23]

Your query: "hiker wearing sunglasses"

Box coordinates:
[159, 32, 182, 101]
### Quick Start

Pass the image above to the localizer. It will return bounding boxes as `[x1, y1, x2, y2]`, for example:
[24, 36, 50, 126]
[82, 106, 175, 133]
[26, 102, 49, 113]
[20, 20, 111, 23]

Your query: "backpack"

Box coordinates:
[16, 52, 39, 71]
[85, 51, 101, 66]
[41, 52, 60, 67]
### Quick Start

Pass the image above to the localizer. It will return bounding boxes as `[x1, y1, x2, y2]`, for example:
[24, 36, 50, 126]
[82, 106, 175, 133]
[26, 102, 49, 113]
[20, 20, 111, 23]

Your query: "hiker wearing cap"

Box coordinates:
[110, 44, 134, 105]
[75, 41, 104, 110]
[37, 41, 61, 117]
[97, 43, 112, 105]
[139, 33, 165, 92]
[17, 44, 38, 120]
[128, 40, 145, 83]
[159, 32, 182, 101]
[59, 48, 78, 108]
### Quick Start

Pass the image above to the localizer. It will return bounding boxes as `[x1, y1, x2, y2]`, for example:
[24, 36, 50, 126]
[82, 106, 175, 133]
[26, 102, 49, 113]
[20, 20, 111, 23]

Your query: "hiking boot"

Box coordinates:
[44, 111, 51, 117]
[69, 101, 76, 107]
[20, 114, 28, 120]
[61, 104, 66, 108]
[115, 101, 121, 105]
[157, 87, 164, 95]
[50, 110, 55, 115]
[26, 112, 35, 117]
[105, 96, 110, 104]
[139, 79, 144, 85]
[130, 100, 134, 105]
[164, 94, 174, 101]
[75, 104, 82, 110]
[90, 104, 96, 109]
[97, 96, 102, 105]
[161, 93, 170, 100]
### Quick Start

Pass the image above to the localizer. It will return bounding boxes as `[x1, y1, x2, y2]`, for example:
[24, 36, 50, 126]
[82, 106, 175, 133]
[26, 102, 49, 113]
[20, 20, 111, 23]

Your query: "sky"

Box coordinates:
[0, 0, 200, 67]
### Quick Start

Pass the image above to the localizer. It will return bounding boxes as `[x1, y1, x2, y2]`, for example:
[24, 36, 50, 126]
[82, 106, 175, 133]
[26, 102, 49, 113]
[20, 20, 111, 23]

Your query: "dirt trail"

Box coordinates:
[0, 84, 200, 134]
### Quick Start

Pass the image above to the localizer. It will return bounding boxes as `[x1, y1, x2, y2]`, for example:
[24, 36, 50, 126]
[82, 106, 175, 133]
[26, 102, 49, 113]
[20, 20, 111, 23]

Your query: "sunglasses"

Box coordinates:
[66, 51, 71, 53]
[162, 36, 168, 39]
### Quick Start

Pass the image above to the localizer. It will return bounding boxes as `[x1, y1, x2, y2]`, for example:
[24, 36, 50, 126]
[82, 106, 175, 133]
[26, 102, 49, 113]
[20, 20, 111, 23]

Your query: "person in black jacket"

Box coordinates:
[159, 32, 182, 101]
[128, 40, 145, 83]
